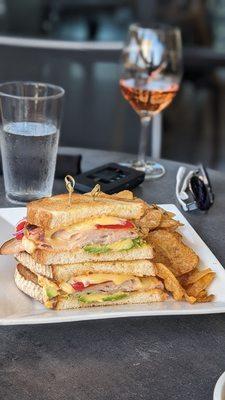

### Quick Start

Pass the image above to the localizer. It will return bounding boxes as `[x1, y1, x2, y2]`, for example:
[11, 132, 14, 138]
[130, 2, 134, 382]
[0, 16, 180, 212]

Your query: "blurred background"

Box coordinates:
[0, 0, 225, 171]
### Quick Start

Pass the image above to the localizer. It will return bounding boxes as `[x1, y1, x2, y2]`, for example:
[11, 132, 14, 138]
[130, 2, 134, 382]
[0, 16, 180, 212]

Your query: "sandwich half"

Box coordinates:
[0, 191, 153, 264]
[15, 263, 168, 309]
[1, 189, 168, 310]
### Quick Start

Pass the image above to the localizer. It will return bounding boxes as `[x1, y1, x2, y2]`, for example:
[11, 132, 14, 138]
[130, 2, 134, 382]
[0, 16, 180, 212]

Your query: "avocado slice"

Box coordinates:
[102, 293, 128, 302]
[83, 237, 145, 254]
[45, 286, 58, 299]
[132, 237, 144, 247]
[83, 244, 110, 254]
[77, 292, 128, 304]
[108, 238, 134, 251]
[78, 293, 106, 303]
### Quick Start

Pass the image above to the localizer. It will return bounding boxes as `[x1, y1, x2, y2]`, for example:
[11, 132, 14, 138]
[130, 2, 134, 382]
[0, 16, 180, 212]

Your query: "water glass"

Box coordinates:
[0, 81, 64, 204]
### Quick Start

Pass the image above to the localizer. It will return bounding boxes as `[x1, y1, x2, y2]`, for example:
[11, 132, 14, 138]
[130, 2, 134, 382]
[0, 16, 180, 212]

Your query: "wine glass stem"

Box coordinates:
[138, 116, 151, 164]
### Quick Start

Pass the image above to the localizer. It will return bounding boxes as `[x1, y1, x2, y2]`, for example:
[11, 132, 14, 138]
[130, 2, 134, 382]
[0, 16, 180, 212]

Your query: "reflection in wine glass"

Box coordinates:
[120, 23, 182, 179]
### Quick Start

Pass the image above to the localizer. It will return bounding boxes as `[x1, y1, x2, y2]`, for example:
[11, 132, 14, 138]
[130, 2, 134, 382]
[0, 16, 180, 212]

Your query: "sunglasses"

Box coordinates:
[176, 164, 214, 212]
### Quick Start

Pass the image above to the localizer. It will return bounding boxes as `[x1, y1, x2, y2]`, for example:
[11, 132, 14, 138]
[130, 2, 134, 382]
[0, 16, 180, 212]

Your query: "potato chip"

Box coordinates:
[92, 190, 134, 201]
[179, 268, 213, 288]
[153, 205, 175, 219]
[148, 230, 199, 276]
[177, 268, 197, 286]
[184, 293, 196, 304]
[185, 273, 215, 297]
[145, 205, 216, 303]
[113, 190, 134, 200]
[197, 290, 208, 299]
[156, 263, 216, 304]
[158, 217, 182, 231]
[136, 208, 162, 236]
[172, 232, 183, 241]
[196, 293, 215, 303]
[153, 247, 171, 268]
[151, 205, 183, 230]
[155, 263, 189, 302]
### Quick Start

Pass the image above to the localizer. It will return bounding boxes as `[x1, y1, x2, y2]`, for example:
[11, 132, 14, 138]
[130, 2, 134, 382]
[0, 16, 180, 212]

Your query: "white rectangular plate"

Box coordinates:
[0, 205, 225, 325]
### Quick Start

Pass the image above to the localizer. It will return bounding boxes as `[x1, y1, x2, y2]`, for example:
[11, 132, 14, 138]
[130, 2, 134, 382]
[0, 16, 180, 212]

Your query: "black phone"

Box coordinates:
[75, 163, 145, 194]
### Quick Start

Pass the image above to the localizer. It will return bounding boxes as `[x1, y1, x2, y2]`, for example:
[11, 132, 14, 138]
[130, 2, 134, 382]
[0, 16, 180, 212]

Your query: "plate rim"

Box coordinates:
[214, 371, 225, 400]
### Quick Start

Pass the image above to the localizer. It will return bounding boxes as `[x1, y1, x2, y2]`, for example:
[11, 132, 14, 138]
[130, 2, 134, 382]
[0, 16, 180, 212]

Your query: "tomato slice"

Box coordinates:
[15, 219, 27, 240]
[72, 282, 86, 291]
[96, 221, 134, 230]
[16, 220, 26, 232]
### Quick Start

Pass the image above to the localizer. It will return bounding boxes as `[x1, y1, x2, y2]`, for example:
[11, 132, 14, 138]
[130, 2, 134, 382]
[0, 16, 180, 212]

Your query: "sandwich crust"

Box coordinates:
[15, 264, 43, 303]
[16, 252, 156, 281]
[27, 193, 145, 230]
[30, 244, 154, 265]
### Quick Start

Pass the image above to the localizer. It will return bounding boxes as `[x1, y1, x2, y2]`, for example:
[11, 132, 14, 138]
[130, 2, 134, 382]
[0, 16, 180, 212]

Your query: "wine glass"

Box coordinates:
[119, 23, 182, 179]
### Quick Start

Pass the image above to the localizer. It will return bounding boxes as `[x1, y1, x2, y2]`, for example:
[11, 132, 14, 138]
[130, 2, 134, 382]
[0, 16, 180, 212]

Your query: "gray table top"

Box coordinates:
[1, 147, 225, 400]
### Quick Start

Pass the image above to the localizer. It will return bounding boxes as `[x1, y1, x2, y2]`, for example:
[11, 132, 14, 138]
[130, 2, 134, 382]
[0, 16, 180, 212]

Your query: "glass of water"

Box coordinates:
[0, 81, 64, 204]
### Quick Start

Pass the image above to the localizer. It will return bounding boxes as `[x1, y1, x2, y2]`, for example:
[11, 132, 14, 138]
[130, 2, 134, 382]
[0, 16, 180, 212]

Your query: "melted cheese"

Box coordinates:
[45, 216, 132, 238]
[37, 273, 162, 302]
[72, 273, 139, 286]
[140, 277, 162, 290]
[38, 275, 59, 290]
[59, 282, 74, 294]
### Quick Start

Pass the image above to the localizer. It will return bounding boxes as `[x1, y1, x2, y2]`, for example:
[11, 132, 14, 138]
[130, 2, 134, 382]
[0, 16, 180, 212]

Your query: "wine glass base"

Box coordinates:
[120, 160, 165, 180]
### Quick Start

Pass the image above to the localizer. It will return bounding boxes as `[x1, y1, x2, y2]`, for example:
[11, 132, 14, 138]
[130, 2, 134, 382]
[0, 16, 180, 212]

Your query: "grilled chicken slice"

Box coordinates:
[0, 238, 24, 255]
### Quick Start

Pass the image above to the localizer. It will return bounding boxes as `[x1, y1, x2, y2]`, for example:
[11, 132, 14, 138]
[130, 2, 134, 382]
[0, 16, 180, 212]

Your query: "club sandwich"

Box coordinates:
[1, 190, 168, 309]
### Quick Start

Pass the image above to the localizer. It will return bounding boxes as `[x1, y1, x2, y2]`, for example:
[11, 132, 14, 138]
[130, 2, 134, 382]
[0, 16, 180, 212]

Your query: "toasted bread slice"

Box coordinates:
[15, 264, 43, 303]
[14, 264, 168, 310]
[56, 288, 168, 310]
[16, 252, 53, 278]
[27, 193, 145, 230]
[29, 243, 154, 265]
[16, 252, 156, 280]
